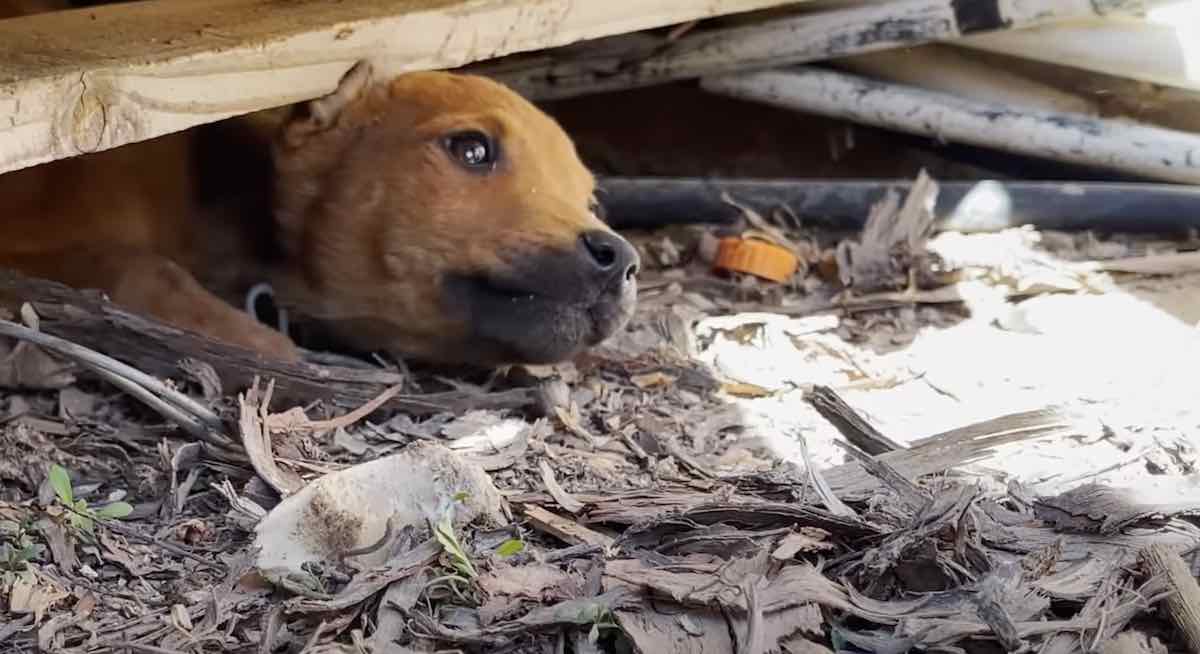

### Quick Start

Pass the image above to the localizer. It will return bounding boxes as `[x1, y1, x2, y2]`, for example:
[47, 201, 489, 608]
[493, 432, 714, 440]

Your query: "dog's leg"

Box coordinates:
[1, 248, 302, 361]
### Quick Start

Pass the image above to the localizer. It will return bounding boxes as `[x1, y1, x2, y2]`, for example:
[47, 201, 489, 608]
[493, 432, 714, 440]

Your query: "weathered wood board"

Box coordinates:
[0, 0, 808, 175]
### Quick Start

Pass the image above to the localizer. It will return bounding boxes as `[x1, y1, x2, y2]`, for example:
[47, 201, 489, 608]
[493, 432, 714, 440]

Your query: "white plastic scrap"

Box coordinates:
[252, 440, 506, 581]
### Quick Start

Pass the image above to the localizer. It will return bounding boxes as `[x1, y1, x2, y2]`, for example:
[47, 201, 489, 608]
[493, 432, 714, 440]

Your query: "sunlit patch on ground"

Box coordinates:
[689, 227, 1200, 497]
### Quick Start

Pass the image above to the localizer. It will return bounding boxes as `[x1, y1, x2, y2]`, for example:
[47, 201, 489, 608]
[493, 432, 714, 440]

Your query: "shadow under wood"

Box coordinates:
[0, 270, 534, 415]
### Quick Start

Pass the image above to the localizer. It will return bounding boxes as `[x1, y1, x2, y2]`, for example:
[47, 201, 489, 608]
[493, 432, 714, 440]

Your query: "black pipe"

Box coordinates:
[597, 177, 1200, 234]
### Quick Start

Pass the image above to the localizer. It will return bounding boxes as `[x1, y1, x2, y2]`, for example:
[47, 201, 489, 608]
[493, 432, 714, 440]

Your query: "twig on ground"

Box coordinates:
[314, 381, 403, 427]
[0, 318, 230, 448]
[266, 382, 404, 435]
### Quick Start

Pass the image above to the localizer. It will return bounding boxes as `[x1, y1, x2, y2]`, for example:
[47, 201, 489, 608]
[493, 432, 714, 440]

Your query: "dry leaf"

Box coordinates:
[539, 459, 585, 514]
[98, 530, 154, 576]
[0, 339, 75, 390]
[478, 562, 578, 601]
[772, 528, 835, 560]
[7, 574, 68, 624]
[630, 372, 677, 389]
[721, 381, 774, 398]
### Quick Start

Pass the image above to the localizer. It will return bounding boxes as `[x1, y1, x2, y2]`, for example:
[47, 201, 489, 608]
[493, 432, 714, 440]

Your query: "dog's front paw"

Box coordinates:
[241, 324, 303, 363]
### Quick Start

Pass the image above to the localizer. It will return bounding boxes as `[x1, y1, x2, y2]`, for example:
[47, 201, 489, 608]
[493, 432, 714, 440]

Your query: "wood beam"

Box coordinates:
[0, 0, 805, 175]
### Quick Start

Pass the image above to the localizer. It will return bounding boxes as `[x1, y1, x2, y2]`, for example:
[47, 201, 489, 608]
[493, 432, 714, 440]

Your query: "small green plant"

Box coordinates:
[580, 605, 619, 643]
[433, 509, 477, 580]
[496, 538, 525, 558]
[0, 518, 41, 574]
[0, 540, 37, 572]
[421, 499, 484, 606]
[47, 464, 133, 538]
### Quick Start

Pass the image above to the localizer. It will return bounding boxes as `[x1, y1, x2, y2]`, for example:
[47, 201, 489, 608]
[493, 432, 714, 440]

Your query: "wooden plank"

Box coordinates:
[0, 0, 805, 175]
[474, 0, 1162, 102]
[702, 66, 1200, 185]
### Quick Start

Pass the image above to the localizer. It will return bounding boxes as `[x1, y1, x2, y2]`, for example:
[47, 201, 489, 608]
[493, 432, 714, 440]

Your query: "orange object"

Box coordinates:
[714, 236, 799, 282]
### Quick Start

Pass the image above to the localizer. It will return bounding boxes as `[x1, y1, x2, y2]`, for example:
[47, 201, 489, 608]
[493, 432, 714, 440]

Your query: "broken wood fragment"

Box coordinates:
[832, 441, 928, 515]
[518, 504, 615, 549]
[972, 562, 1027, 652]
[238, 379, 305, 497]
[832, 169, 940, 293]
[621, 501, 880, 548]
[1141, 544, 1200, 654]
[0, 271, 535, 416]
[824, 407, 1082, 501]
[805, 385, 904, 455]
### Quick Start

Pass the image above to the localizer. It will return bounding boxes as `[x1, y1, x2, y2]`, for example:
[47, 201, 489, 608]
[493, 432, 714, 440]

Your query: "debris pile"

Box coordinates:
[5, 1, 1200, 652]
[4, 170, 1200, 650]
[2, 348, 1199, 653]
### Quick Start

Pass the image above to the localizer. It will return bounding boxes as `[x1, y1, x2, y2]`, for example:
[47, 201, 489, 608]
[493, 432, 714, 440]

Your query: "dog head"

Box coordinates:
[270, 62, 639, 366]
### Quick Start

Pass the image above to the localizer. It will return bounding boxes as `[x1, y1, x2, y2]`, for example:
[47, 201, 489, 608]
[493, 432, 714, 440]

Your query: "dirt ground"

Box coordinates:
[3, 177, 1200, 653]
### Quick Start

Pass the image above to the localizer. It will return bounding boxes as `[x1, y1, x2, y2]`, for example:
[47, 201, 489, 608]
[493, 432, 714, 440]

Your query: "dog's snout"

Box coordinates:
[579, 230, 639, 283]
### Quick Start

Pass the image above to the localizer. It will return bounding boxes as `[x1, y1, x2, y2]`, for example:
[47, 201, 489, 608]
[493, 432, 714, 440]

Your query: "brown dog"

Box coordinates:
[0, 57, 640, 366]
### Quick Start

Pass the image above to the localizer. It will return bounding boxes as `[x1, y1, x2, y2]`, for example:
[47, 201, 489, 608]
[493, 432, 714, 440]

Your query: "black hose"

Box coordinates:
[597, 176, 1200, 234]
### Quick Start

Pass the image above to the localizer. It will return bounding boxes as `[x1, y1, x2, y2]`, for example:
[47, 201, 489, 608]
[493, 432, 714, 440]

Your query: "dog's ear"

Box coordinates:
[273, 60, 375, 254]
[283, 61, 374, 147]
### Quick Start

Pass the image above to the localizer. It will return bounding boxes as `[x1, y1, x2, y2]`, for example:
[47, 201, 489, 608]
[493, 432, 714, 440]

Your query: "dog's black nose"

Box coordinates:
[579, 230, 640, 283]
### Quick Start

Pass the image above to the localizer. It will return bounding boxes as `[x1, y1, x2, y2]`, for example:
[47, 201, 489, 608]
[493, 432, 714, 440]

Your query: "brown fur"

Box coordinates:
[0, 3, 639, 366]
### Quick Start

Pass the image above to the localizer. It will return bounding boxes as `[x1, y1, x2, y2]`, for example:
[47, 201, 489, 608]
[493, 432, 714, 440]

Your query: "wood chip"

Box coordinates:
[518, 504, 614, 549]
[538, 459, 585, 514]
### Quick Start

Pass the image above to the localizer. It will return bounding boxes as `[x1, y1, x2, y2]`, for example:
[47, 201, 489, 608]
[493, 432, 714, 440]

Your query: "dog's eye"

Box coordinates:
[589, 196, 608, 221]
[444, 131, 497, 171]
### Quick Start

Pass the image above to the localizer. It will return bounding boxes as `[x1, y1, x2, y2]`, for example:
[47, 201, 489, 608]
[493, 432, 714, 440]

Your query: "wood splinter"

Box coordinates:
[1140, 543, 1200, 654]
